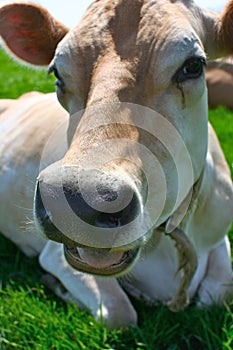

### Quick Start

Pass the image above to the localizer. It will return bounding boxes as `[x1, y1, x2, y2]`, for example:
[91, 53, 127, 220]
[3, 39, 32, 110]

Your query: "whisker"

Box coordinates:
[13, 203, 33, 211]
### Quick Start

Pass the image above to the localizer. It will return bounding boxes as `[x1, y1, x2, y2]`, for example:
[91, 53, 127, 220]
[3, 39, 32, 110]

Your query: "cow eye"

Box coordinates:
[48, 65, 65, 91]
[174, 57, 206, 84]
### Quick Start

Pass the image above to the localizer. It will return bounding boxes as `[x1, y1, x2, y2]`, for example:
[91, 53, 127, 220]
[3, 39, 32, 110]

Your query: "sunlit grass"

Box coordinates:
[0, 49, 54, 99]
[209, 107, 233, 178]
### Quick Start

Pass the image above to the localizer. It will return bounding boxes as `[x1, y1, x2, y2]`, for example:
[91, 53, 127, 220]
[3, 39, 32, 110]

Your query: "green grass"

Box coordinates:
[0, 49, 55, 98]
[0, 48, 233, 349]
[209, 107, 233, 177]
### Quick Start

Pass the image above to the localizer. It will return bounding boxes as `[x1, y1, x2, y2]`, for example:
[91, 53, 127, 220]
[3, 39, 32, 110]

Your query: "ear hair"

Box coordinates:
[218, 0, 233, 55]
[194, 1, 233, 59]
[0, 3, 69, 66]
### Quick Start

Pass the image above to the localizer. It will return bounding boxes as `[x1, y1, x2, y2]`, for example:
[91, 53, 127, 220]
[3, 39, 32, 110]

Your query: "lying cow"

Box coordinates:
[0, 0, 233, 329]
[206, 60, 233, 109]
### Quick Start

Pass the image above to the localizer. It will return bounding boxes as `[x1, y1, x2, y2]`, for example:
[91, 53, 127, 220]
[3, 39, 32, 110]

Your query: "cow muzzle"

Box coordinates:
[34, 162, 144, 276]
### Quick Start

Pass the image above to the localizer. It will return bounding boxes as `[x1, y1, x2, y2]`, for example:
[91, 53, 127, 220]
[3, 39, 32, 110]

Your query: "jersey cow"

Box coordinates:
[206, 60, 233, 109]
[0, 0, 233, 329]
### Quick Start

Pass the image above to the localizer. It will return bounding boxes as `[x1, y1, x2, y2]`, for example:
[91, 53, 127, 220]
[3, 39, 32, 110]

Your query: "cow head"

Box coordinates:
[1, 0, 233, 276]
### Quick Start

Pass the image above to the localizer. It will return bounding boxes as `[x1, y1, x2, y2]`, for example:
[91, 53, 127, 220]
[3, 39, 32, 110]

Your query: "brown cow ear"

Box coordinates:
[217, 0, 233, 55]
[197, 1, 233, 59]
[0, 3, 69, 66]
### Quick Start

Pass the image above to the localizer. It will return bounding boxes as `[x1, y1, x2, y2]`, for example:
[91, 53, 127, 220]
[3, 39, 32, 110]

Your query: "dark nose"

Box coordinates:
[34, 164, 141, 243]
[62, 185, 140, 228]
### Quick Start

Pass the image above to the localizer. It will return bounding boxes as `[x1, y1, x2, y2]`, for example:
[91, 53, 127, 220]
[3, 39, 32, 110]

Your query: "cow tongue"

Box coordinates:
[77, 248, 124, 268]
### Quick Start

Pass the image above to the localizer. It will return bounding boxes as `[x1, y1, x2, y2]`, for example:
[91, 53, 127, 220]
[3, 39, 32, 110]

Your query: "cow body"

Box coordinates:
[0, 92, 68, 256]
[0, 0, 233, 328]
[206, 61, 233, 109]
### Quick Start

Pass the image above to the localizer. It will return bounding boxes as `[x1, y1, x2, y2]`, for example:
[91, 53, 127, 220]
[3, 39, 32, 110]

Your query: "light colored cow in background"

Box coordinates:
[0, 0, 233, 329]
[206, 60, 233, 109]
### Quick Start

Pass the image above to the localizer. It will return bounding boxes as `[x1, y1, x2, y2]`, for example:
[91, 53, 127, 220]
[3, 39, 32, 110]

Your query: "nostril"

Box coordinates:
[63, 186, 140, 228]
[96, 212, 122, 228]
[96, 185, 118, 202]
[34, 182, 65, 244]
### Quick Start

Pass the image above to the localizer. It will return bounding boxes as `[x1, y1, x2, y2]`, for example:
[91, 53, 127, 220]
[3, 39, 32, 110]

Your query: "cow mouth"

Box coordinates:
[64, 245, 140, 277]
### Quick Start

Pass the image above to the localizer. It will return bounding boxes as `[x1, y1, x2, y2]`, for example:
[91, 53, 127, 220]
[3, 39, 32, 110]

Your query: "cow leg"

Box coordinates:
[39, 241, 137, 329]
[41, 273, 87, 308]
[197, 237, 233, 306]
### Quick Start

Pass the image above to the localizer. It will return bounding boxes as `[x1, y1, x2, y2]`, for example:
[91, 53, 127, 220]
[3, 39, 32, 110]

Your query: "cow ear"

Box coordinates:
[201, 0, 233, 58]
[217, 0, 233, 55]
[0, 3, 69, 66]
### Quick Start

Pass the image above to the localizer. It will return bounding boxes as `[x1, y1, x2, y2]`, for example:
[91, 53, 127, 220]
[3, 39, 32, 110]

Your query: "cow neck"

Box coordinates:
[164, 170, 204, 234]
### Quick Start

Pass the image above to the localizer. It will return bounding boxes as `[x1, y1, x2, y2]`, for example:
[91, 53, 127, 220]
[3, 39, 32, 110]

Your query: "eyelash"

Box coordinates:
[173, 56, 206, 84]
[48, 65, 65, 91]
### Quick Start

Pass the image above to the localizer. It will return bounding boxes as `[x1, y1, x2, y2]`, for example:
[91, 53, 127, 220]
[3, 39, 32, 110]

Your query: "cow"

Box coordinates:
[206, 60, 233, 109]
[0, 0, 233, 329]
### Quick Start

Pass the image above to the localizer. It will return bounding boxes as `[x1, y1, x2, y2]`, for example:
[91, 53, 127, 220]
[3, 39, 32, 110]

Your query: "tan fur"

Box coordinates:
[218, 1, 233, 54]
[0, 99, 15, 114]
[206, 60, 233, 109]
